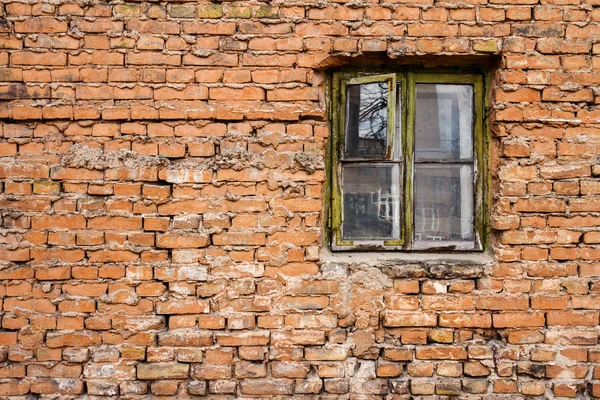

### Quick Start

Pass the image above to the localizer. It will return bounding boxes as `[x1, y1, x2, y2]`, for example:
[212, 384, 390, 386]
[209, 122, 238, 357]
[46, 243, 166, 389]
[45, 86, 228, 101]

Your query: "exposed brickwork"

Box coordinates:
[1, 0, 600, 398]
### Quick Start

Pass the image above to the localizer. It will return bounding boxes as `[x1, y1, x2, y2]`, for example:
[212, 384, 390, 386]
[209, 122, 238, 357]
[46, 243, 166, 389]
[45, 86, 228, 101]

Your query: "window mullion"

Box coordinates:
[403, 72, 415, 250]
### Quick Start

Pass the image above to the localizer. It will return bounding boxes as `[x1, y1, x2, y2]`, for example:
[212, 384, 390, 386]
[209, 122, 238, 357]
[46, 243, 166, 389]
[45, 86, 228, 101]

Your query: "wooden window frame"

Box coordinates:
[330, 69, 488, 252]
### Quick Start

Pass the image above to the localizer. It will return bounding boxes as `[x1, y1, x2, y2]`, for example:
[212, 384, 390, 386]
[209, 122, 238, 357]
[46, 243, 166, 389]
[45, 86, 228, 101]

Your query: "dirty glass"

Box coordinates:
[342, 164, 401, 240]
[414, 164, 474, 244]
[344, 82, 389, 158]
[415, 84, 473, 162]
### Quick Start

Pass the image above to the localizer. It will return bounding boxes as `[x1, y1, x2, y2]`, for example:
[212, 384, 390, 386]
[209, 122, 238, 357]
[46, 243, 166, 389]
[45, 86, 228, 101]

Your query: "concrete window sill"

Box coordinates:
[320, 249, 495, 279]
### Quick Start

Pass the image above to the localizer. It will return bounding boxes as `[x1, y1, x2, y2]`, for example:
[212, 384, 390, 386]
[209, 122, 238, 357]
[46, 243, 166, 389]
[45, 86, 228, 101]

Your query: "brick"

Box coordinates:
[213, 233, 265, 246]
[156, 234, 210, 248]
[210, 87, 265, 101]
[271, 362, 309, 378]
[137, 363, 189, 380]
[46, 332, 101, 348]
[514, 23, 565, 37]
[547, 311, 599, 326]
[502, 230, 556, 245]
[514, 198, 566, 212]
[421, 296, 474, 311]
[217, 332, 270, 347]
[0, 381, 30, 396]
[493, 312, 545, 327]
[88, 216, 142, 230]
[415, 347, 467, 360]
[183, 21, 235, 35]
[305, 347, 348, 361]
[477, 296, 528, 310]
[158, 330, 213, 346]
[271, 330, 326, 346]
[15, 18, 68, 33]
[531, 295, 568, 310]
[156, 300, 209, 315]
[240, 379, 293, 395]
[383, 312, 437, 327]
[438, 314, 492, 328]
[76, 85, 113, 100]
[127, 53, 180, 66]
[542, 87, 594, 102]
[155, 86, 208, 100]
[197, 4, 223, 18]
[12, 51, 67, 66]
[158, 200, 209, 215]
[570, 198, 600, 212]
[284, 314, 337, 329]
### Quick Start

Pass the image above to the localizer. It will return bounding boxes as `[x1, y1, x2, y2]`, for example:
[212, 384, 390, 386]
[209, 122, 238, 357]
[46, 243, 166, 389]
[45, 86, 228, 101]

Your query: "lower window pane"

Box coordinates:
[342, 164, 401, 240]
[414, 164, 474, 246]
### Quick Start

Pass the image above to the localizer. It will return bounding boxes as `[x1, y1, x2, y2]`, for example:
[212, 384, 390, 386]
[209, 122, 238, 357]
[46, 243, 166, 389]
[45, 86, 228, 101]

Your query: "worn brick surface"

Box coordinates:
[1, 0, 600, 398]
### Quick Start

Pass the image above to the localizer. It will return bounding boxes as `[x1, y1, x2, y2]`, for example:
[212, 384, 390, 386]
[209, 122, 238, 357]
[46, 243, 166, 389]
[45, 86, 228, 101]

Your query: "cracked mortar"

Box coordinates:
[62, 144, 170, 170]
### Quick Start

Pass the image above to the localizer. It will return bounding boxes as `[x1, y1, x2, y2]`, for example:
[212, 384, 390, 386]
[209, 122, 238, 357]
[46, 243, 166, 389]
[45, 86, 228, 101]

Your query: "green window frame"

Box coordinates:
[330, 70, 488, 252]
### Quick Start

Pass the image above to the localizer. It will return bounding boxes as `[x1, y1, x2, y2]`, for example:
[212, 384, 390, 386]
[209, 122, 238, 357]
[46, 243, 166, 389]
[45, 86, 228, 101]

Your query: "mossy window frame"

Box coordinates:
[329, 68, 489, 252]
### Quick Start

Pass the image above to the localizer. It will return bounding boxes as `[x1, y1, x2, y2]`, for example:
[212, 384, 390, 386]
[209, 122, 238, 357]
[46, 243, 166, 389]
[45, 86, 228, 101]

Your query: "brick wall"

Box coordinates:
[1, 0, 600, 398]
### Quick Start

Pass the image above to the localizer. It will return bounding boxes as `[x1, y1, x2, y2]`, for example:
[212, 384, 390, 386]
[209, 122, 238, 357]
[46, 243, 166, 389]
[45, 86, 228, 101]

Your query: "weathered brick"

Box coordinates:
[137, 363, 189, 380]
[156, 234, 210, 249]
[415, 347, 467, 360]
[158, 330, 213, 347]
[156, 300, 210, 315]
[383, 312, 437, 327]
[240, 379, 293, 395]
[217, 331, 270, 346]
[15, 18, 68, 33]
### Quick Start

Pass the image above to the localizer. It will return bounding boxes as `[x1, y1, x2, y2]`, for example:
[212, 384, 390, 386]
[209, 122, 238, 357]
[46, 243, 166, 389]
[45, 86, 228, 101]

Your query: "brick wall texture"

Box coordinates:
[1, 0, 600, 398]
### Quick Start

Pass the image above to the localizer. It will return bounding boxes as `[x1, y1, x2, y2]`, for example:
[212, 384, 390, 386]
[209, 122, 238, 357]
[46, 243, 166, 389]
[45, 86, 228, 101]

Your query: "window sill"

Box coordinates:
[320, 248, 494, 279]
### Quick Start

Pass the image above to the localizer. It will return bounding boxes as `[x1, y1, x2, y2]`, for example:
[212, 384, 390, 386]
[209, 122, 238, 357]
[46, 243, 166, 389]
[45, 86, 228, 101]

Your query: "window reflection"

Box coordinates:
[342, 164, 401, 240]
[414, 165, 474, 243]
[345, 82, 389, 158]
[415, 84, 473, 162]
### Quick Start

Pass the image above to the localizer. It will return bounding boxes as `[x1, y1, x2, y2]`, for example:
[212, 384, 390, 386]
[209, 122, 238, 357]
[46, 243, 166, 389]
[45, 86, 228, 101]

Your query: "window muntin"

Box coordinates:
[331, 71, 485, 251]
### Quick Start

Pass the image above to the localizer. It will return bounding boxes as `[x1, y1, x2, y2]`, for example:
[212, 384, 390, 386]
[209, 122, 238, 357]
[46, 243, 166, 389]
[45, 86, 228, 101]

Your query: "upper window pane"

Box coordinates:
[344, 82, 389, 158]
[414, 164, 474, 247]
[415, 84, 473, 162]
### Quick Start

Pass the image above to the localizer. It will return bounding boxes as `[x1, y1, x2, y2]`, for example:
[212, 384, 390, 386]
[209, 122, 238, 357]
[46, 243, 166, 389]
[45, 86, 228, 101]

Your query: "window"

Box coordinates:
[330, 70, 487, 251]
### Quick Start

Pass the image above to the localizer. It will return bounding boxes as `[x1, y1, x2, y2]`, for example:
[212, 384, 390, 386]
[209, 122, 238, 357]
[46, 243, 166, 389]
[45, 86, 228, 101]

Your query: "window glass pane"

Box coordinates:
[414, 164, 474, 244]
[415, 84, 473, 161]
[342, 164, 401, 240]
[345, 82, 389, 158]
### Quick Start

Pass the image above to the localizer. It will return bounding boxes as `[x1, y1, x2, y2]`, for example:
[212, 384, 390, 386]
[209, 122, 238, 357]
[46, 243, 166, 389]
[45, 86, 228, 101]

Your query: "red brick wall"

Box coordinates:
[1, 0, 600, 398]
